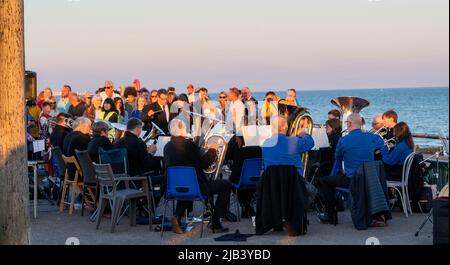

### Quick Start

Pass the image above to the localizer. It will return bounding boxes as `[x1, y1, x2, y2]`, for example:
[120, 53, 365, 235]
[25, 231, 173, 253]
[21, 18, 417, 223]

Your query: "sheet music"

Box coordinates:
[33, 140, 45, 153]
[153, 136, 171, 157]
[139, 130, 148, 139]
[111, 123, 126, 131]
[311, 127, 330, 150]
[242, 125, 272, 147]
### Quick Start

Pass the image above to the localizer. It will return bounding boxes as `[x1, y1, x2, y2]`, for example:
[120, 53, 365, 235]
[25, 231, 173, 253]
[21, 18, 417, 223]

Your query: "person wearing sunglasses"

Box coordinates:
[100, 80, 121, 105]
[47, 96, 59, 117]
[217, 91, 228, 121]
[149, 89, 158, 104]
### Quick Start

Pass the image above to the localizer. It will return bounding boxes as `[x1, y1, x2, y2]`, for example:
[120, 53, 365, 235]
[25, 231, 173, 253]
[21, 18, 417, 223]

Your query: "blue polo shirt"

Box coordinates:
[262, 133, 315, 177]
[335, 129, 384, 179]
[380, 139, 413, 166]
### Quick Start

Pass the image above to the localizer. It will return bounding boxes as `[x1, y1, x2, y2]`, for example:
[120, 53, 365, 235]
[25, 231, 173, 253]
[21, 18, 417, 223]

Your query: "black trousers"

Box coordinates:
[175, 179, 231, 225]
[384, 164, 403, 182]
[319, 173, 351, 214]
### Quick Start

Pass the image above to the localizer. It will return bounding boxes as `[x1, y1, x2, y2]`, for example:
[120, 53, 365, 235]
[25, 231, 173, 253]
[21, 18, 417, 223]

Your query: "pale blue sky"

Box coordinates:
[24, 0, 449, 92]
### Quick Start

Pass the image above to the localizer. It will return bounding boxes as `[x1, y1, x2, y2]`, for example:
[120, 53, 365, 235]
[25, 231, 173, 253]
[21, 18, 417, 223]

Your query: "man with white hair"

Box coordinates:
[62, 117, 92, 157]
[370, 114, 384, 133]
[163, 119, 231, 234]
[318, 113, 385, 225]
[262, 115, 315, 178]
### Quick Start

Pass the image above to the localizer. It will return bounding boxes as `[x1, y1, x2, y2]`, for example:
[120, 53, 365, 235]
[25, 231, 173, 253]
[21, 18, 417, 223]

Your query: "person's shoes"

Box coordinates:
[211, 223, 229, 234]
[171, 217, 184, 234]
[317, 212, 338, 226]
[369, 215, 387, 228]
[284, 223, 300, 237]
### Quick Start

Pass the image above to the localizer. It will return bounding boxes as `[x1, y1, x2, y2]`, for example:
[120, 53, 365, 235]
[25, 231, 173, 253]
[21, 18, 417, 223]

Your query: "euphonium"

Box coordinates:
[278, 100, 314, 177]
[331, 96, 370, 135]
[202, 133, 228, 180]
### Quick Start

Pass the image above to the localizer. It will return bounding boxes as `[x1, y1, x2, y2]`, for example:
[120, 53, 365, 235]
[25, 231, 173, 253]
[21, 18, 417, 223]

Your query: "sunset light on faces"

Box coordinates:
[24, 0, 448, 92]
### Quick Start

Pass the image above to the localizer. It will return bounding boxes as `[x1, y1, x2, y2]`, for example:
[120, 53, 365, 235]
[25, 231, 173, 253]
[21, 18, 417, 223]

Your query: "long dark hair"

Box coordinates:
[326, 119, 342, 135]
[394, 122, 414, 149]
[114, 97, 125, 115]
[102, 98, 118, 113]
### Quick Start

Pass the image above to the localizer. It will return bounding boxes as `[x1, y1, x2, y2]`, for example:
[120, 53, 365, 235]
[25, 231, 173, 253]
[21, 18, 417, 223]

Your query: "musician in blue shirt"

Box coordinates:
[262, 116, 315, 178]
[380, 122, 414, 181]
[318, 113, 385, 225]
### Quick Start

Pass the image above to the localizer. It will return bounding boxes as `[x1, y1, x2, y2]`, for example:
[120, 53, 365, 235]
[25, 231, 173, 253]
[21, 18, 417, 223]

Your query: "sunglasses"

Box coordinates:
[219, 96, 227, 99]
[151, 95, 157, 98]
[105, 86, 112, 89]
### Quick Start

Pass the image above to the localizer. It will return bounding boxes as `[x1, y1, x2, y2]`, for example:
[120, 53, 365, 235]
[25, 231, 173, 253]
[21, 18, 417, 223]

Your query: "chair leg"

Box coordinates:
[81, 186, 86, 216]
[111, 198, 124, 233]
[200, 201, 206, 238]
[161, 200, 168, 238]
[129, 199, 137, 227]
[96, 197, 107, 230]
[69, 182, 77, 215]
[59, 180, 68, 212]
[146, 194, 153, 231]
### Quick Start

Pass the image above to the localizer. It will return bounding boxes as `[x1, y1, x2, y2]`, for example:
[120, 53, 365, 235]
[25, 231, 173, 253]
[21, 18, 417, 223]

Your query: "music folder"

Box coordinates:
[242, 125, 272, 147]
[153, 136, 171, 157]
[311, 126, 330, 150]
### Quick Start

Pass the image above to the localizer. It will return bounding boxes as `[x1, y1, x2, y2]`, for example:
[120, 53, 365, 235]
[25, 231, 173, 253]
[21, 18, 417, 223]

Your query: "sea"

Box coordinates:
[209, 87, 449, 146]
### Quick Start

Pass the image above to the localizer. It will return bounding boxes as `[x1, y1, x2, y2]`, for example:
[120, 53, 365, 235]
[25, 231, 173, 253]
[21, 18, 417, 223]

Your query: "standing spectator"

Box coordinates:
[131, 96, 147, 119]
[226, 88, 245, 135]
[48, 96, 59, 117]
[286, 89, 299, 106]
[37, 87, 53, 109]
[57, 85, 72, 113]
[261, 91, 278, 125]
[100, 81, 121, 104]
[84, 92, 93, 106]
[114, 97, 129, 124]
[68, 92, 88, 119]
[100, 98, 119, 142]
[149, 89, 158, 104]
[217, 91, 228, 121]
[186, 84, 196, 104]
[84, 94, 103, 122]
[138, 88, 150, 104]
[124, 86, 137, 118]
[242, 86, 258, 125]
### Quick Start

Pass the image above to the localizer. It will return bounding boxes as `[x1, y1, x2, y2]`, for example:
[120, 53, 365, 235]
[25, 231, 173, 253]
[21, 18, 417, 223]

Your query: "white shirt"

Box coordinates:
[226, 100, 245, 135]
[100, 92, 121, 105]
[159, 103, 170, 122]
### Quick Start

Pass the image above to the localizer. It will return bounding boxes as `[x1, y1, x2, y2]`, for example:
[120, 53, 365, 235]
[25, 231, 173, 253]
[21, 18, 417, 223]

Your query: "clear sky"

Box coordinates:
[24, 0, 449, 93]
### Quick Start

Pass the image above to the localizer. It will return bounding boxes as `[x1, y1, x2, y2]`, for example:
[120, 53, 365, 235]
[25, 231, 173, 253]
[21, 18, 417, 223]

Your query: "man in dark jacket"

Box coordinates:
[114, 118, 160, 177]
[87, 121, 113, 163]
[50, 113, 73, 148]
[68, 93, 87, 119]
[164, 118, 231, 234]
[141, 89, 175, 134]
[62, 117, 92, 180]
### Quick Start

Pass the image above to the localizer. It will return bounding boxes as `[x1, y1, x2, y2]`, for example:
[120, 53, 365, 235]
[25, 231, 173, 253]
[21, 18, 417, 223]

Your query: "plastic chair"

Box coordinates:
[387, 152, 416, 217]
[230, 158, 263, 221]
[93, 163, 151, 233]
[162, 167, 208, 238]
[75, 150, 98, 218]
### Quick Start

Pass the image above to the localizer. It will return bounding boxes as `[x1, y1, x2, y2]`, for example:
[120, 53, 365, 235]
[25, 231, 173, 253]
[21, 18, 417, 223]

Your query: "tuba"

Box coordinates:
[279, 100, 314, 177]
[331, 96, 370, 135]
[202, 133, 228, 180]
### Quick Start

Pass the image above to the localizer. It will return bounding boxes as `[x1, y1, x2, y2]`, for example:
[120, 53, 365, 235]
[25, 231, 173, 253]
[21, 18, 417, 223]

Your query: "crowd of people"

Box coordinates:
[25, 81, 417, 236]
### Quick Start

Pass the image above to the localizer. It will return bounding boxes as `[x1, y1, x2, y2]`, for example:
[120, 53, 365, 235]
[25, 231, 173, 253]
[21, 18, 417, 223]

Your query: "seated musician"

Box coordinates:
[262, 115, 315, 178]
[114, 118, 161, 178]
[319, 119, 342, 176]
[370, 114, 384, 133]
[163, 119, 232, 234]
[317, 113, 385, 225]
[380, 122, 414, 181]
[382, 110, 398, 140]
[49, 113, 73, 148]
[87, 121, 113, 163]
[62, 117, 92, 157]
[229, 146, 262, 218]
[62, 117, 92, 181]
